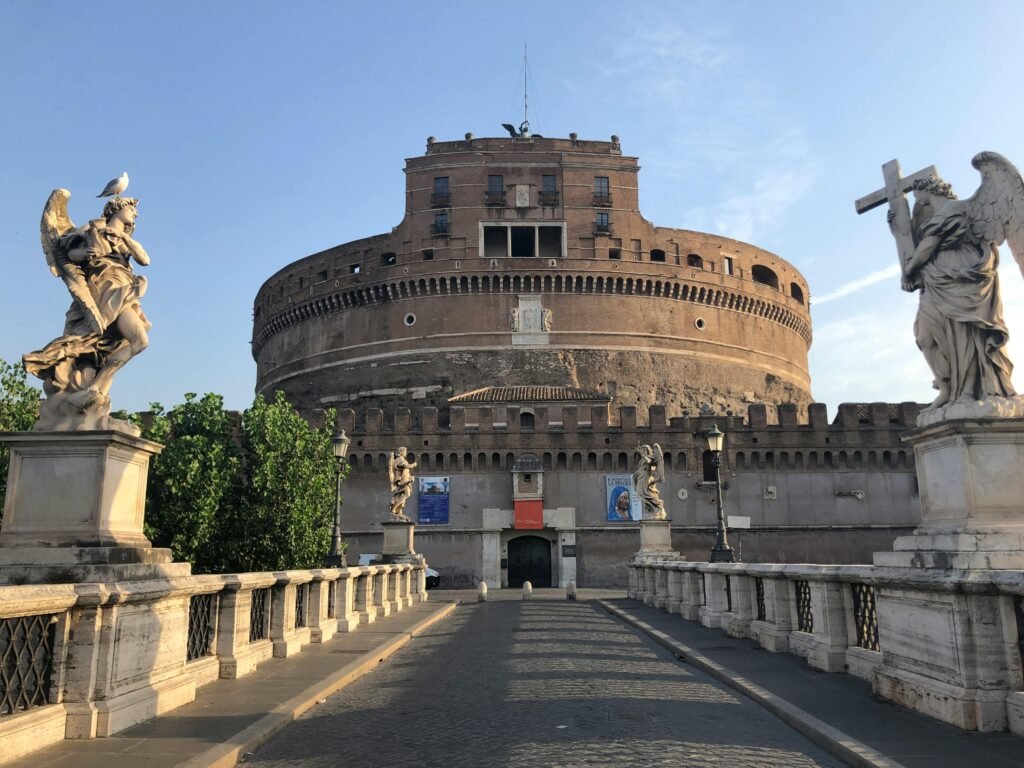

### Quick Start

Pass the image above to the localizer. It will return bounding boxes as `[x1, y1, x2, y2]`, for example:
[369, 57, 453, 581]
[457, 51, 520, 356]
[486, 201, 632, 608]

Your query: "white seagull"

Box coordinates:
[97, 171, 129, 198]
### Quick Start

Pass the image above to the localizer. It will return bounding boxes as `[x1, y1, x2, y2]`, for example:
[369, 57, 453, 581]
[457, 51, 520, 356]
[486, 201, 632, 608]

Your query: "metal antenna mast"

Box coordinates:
[521, 44, 530, 137]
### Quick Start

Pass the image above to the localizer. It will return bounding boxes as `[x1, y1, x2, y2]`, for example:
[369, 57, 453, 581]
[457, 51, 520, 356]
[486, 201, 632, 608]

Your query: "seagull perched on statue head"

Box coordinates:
[97, 172, 129, 198]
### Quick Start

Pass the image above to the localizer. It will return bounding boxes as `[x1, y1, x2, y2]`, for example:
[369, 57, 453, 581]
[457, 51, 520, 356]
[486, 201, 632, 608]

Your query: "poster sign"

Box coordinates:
[417, 476, 449, 525]
[606, 475, 642, 522]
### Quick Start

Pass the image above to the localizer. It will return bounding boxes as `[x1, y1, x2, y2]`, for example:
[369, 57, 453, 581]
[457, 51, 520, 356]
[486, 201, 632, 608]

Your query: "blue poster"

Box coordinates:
[606, 475, 642, 522]
[418, 476, 450, 525]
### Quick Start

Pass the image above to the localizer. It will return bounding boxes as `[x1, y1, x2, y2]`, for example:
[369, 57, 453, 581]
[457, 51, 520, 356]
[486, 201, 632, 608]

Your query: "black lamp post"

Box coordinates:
[706, 423, 736, 563]
[324, 427, 351, 567]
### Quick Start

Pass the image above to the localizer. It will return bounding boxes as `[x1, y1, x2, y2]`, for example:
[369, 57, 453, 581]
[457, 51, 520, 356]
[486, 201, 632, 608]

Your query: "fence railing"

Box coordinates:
[0, 563, 427, 762]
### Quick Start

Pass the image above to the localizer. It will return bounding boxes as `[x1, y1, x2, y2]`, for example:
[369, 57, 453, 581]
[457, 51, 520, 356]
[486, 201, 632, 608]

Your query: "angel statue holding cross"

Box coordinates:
[858, 152, 1024, 426]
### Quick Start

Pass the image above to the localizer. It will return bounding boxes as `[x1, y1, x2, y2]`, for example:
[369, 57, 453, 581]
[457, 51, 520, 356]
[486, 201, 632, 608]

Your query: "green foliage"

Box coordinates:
[138, 394, 241, 573]
[225, 391, 338, 572]
[0, 359, 40, 513]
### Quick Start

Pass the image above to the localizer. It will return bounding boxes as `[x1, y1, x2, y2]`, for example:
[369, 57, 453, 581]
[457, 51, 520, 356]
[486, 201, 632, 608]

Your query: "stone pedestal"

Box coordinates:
[874, 418, 1024, 569]
[379, 518, 424, 565]
[629, 519, 686, 564]
[870, 419, 1024, 730]
[0, 431, 188, 584]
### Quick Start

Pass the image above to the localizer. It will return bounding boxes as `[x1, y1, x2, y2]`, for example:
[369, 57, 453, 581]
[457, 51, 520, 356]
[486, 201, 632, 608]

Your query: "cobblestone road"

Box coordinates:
[245, 600, 844, 768]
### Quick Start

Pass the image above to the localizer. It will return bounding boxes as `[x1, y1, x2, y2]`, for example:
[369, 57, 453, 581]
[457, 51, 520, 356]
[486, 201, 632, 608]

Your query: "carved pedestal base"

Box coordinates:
[874, 418, 1024, 569]
[380, 519, 423, 565]
[0, 431, 187, 584]
[628, 520, 684, 601]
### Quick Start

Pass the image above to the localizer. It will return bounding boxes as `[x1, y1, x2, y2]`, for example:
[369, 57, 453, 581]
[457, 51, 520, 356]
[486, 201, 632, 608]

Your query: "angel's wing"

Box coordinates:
[966, 151, 1024, 276]
[653, 443, 665, 483]
[387, 452, 396, 486]
[40, 189, 75, 277]
[39, 189, 105, 334]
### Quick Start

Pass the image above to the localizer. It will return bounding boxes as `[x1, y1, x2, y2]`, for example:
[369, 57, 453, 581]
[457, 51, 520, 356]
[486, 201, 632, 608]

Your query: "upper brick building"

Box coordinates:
[252, 133, 813, 418]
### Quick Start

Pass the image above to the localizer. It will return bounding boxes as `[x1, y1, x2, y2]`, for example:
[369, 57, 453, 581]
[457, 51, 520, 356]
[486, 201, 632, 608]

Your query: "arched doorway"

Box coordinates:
[507, 535, 552, 588]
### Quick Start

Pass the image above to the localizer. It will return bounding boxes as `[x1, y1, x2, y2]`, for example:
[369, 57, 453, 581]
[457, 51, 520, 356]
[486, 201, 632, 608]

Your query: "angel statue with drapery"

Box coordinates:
[24, 187, 151, 434]
[633, 443, 666, 520]
[860, 152, 1024, 426]
[387, 446, 417, 521]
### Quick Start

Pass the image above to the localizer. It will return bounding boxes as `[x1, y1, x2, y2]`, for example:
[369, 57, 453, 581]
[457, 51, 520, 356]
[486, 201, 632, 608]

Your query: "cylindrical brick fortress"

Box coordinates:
[252, 135, 813, 417]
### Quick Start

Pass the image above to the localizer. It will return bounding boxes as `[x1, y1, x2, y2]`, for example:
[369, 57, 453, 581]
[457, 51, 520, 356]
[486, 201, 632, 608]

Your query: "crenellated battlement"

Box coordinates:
[338, 401, 921, 475]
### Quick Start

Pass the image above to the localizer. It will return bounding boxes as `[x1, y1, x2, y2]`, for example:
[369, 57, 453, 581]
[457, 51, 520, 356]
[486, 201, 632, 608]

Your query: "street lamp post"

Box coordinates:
[706, 424, 736, 563]
[324, 427, 351, 567]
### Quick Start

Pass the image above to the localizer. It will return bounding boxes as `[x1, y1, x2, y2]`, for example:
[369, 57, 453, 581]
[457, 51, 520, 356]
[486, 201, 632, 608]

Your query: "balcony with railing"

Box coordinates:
[538, 190, 560, 206]
[430, 192, 451, 208]
[592, 192, 613, 207]
[484, 191, 507, 207]
[594, 222, 614, 236]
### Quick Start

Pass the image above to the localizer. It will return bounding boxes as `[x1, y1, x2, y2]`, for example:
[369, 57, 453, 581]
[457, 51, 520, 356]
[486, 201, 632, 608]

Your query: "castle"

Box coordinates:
[252, 132, 920, 587]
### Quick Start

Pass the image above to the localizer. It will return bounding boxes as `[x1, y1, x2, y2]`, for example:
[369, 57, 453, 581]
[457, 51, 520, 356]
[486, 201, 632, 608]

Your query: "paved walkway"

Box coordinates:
[244, 595, 846, 768]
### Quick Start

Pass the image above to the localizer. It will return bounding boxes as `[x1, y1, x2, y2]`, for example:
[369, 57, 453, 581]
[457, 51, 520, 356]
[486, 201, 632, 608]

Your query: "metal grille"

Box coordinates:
[295, 584, 308, 629]
[187, 594, 217, 662]
[699, 573, 707, 606]
[794, 580, 813, 633]
[725, 576, 733, 613]
[755, 577, 766, 621]
[1, 613, 56, 715]
[327, 581, 336, 619]
[249, 588, 270, 642]
[852, 583, 880, 652]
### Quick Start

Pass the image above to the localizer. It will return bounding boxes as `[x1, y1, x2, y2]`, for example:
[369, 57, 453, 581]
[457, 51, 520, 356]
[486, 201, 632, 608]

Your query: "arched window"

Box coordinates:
[790, 282, 805, 304]
[687, 254, 704, 269]
[520, 411, 535, 430]
[702, 450, 717, 482]
[651, 248, 666, 263]
[751, 265, 779, 290]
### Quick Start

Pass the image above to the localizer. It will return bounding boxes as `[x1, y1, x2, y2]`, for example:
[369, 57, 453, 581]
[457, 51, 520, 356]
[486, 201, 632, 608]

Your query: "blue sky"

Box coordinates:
[3, 2, 1023, 415]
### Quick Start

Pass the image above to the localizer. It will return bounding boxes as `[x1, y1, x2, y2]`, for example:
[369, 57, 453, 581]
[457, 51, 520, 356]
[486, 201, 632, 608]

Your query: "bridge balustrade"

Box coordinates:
[0, 563, 427, 762]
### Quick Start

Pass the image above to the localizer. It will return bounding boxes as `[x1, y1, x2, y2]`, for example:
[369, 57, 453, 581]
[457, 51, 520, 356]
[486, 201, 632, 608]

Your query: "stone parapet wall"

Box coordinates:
[628, 560, 1024, 734]
[0, 563, 427, 764]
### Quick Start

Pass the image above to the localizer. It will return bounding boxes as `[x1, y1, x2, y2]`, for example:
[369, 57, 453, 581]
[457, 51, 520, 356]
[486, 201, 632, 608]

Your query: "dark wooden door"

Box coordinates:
[507, 535, 551, 588]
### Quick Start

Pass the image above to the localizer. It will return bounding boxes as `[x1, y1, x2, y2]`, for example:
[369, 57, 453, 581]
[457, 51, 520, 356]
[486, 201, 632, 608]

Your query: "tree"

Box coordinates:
[0, 359, 40, 517]
[223, 391, 337, 572]
[136, 394, 241, 572]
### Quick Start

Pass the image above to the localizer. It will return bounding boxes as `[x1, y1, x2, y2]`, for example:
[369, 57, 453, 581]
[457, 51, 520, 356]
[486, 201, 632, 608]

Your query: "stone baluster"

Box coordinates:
[699, 568, 729, 629]
[749, 566, 794, 652]
[374, 567, 393, 617]
[721, 568, 753, 639]
[355, 566, 377, 624]
[680, 567, 703, 620]
[653, 565, 670, 610]
[270, 571, 314, 658]
[666, 565, 684, 614]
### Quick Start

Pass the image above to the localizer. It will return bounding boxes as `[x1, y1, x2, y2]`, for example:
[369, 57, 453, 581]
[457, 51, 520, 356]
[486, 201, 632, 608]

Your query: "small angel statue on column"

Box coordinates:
[633, 443, 666, 520]
[387, 446, 417, 521]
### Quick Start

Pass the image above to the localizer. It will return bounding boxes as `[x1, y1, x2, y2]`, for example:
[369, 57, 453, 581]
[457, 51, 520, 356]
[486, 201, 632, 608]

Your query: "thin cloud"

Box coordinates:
[813, 264, 900, 305]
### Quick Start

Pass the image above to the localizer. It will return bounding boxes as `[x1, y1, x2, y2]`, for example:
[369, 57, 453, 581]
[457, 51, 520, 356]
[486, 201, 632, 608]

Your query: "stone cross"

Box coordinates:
[855, 160, 937, 268]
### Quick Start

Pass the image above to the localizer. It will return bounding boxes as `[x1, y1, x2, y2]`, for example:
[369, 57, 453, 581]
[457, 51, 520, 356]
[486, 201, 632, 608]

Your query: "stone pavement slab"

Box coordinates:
[1, 600, 456, 768]
[602, 598, 1024, 768]
[243, 597, 848, 768]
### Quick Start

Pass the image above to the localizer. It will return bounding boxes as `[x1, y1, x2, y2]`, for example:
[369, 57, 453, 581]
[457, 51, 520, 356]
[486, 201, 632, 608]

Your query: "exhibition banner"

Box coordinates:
[605, 475, 642, 522]
[418, 476, 450, 524]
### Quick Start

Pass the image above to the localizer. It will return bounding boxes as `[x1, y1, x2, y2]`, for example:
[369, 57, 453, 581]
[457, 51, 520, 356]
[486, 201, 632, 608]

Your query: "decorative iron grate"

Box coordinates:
[699, 573, 707, 606]
[295, 584, 308, 629]
[725, 576, 733, 613]
[187, 594, 217, 662]
[852, 583, 880, 652]
[327, 581, 336, 619]
[249, 588, 271, 642]
[794, 580, 813, 633]
[755, 577, 766, 622]
[1, 613, 57, 715]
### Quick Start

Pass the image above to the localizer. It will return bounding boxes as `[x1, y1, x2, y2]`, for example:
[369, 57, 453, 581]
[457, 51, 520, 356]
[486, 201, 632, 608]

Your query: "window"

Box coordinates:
[432, 212, 449, 236]
[349, 264, 361, 274]
[431, 177, 450, 207]
[650, 249, 666, 263]
[595, 211, 611, 234]
[422, 249, 434, 260]
[751, 265, 780, 289]
[539, 174, 559, 205]
[723, 256, 734, 276]
[486, 175, 505, 206]
[608, 247, 621, 260]
[593, 176, 611, 206]
[687, 254, 704, 269]
[791, 282, 805, 304]
[381, 252, 397, 266]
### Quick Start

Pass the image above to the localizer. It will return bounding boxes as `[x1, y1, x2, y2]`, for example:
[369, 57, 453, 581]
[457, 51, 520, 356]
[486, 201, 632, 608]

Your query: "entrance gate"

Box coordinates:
[507, 535, 552, 588]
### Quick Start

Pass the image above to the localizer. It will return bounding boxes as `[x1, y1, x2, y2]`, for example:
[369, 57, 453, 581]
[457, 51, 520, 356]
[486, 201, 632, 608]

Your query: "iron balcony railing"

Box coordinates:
[430, 222, 450, 236]
[430, 192, 451, 208]
[484, 191, 507, 206]
[538, 190, 560, 206]
[594, 223, 614, 236]
[592, 192, 613, 207]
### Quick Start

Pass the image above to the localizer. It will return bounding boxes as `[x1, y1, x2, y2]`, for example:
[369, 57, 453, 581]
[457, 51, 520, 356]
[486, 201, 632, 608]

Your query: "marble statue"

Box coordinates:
[860, 152, 1024, 425]
[25, 188, 151, 434]
[632, 443, 666, 520]
[387, 446, 417, 521]
[542, 308, 553, 332]
[509, 307, 520, 332]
